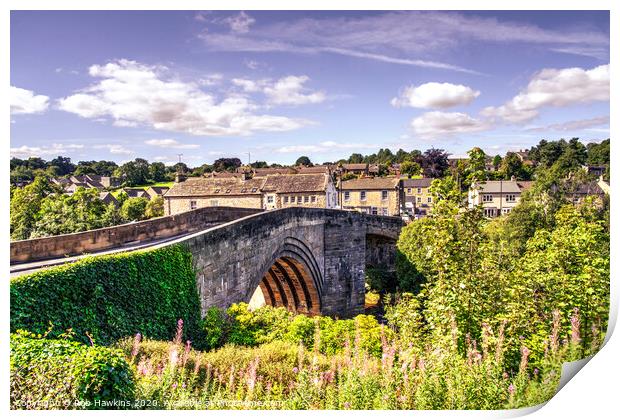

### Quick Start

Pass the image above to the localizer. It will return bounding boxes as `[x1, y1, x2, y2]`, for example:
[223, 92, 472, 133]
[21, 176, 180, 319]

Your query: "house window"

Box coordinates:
[214, 189, 220, 193]
[304, 196, 309, 203]
[482, 194, 493, 202]
[210, 200, 218, 206]
[297, 196, 302, 203]
[407, 188, 412, 194]
[190, 200, 197, 210]
[417, 187, 422, 194]
[344, 191, 350, 201]
[267, 195, 274, 203]
[381, 208, 388, 216]
[311, 195, 316, 203]
[505, 194, 516, 202]
[284, 196, 289, 204]
[371, 207, 378, 215]
[483, 208, 496, 218]
[381, 190, 388, 201]
[427, 197, 432, 203]
[417, 197, 421, 203]
[502, 208, 511, 214]
[360, 191, 367, 201]
[251, 188, 257, 192]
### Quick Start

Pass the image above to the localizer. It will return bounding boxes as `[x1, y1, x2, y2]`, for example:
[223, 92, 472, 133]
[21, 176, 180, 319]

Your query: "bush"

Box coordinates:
[226, 303, 292, 346]
[201, 307, 227, 350]
[10, 245, 202, 347]
[10, 332, 135, 409]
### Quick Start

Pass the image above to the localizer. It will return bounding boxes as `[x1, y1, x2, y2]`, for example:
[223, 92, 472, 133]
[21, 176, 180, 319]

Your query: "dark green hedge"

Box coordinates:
[10, 245, 202, 346]
[10, 332, 135, 409]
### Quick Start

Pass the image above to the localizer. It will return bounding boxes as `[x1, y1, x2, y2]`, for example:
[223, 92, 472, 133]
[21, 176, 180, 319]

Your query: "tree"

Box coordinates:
[348, 153, 364, 164]
[586, 139, 610, 165]
[120, 197, 149, 221]
[49, 156, 76, 176]
[30, 188, 109, 238]
[149, 162, 167, 182]
[295, 156, 312, 166]
[145, 196, 164, 218]
[10, 176, 58, 239]
[117, 158, 150, 186]
[400, 160, 421, 177]
[213, 158, 242, 172]
[465, 147, 487, 185]
[500, 152, 525, 180]
[492, 155, 502, 171]
[417, 148, 449, 178]
[250, 161, 268, 168]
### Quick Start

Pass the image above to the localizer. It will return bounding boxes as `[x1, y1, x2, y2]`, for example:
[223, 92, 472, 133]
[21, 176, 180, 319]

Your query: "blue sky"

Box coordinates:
[10, 10, 610, 166]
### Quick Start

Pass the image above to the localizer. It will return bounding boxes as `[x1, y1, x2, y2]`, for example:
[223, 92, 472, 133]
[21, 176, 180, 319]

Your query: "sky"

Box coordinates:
[9, 10, 610, 166]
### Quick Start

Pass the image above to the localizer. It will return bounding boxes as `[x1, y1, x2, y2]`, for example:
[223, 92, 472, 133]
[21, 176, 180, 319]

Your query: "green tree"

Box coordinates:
[500, 152, 525, 180]
[117, 158, 150, 186]
[120, 197, 149, 221]
[586, 139, 609, 165]
[400, 160, 421, 177]
[465, 147, 487, 185]
[10, 176, 58, 240]
[149, 162, 167, 182]
[145, 196, 164, 219]
[295, 156, 312, 166]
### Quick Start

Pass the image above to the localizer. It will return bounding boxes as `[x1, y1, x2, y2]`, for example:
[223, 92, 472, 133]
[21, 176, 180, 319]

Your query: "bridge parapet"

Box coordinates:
[10, 206, 263, 264]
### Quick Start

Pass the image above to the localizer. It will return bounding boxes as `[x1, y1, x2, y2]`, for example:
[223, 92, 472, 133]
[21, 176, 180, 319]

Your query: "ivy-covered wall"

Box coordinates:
[10, 245, 202, 346]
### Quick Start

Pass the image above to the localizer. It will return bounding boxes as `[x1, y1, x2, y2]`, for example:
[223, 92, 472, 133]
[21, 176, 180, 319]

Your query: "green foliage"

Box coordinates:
[145, 196, 164, 218]
[465, 146, 487, 184]
[10, 176, 59, 240]
[295, 155, 312, 166]
[365, 266, 397, 293]
[10, 245, 202, 347]
[201, 307, 227, 350]
[121, 197, 149, 221]
[11, 332, 135, 409]
[117, 158, 150, 186]
[400, 160, 421, 177]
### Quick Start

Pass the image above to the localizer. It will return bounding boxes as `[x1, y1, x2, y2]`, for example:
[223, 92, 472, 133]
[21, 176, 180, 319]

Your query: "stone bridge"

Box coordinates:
[167, 208, 403, 317]
[11, 207, 403, 317]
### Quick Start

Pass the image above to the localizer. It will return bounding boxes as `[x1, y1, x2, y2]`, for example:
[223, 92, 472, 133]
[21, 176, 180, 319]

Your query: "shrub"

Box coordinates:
[10, 245, 202, 347]
[201, 306, 227, 350]
[10, 332, 135, 409]
[226, 303, 292, 346]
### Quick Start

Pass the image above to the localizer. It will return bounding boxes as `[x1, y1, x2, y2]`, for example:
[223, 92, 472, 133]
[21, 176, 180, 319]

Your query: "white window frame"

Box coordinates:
[344, 191, 350, 201]
[482, 194, 493, 202]
[360, 191, 367, 201]
[505, 194, 516, 203]
[381, 190, 388, 201]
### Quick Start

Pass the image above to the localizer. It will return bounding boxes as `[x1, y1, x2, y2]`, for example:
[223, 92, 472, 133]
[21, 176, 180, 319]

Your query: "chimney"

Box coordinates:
[175, 172, 186, 183]
[510, 175, 516, 182]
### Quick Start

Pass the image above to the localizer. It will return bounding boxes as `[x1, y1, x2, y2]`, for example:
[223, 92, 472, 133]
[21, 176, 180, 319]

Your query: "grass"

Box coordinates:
[110, 181, 175, 197]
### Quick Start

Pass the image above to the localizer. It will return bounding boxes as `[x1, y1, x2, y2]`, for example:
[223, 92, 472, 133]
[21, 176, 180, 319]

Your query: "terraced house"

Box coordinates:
[339, 177, 401, 216]
[163, 173, 337, 216]
[400, 178, 435, 218]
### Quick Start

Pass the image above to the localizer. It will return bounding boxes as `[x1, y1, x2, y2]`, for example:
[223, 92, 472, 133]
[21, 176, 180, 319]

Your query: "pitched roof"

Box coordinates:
[253, 167, 297, 175]
[570, 181, 605, 195]
[146, 186, 170, 195]
[342, 163, 368, 170]
[164, 177, 265, 197]
[123, 188, 148, 198]
[296, 165, 330, 174]
[341, 177, 400, 190]
[262, 174, 328, 193]
[401, 178, 434, 188]
[476, 181, 522, 194]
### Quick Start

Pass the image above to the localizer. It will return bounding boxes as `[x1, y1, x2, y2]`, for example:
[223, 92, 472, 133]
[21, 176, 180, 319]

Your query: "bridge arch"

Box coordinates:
[248, 237, 323, 315]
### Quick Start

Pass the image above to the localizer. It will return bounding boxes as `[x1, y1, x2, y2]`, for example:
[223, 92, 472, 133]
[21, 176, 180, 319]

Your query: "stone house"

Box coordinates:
[144, 186, 170, 200]
[340, 163, 369, 176]
[99, 191, 119, 207]
[122, 188, 149, 198]
[163, 173, 337, 215]
[339, 177, 401, 216]
[261, 174, 337, 210]
[401, 178, 435, 218]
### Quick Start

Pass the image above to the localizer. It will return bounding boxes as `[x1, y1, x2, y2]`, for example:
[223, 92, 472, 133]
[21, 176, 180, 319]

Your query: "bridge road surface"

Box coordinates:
[10, 231, 199, 278]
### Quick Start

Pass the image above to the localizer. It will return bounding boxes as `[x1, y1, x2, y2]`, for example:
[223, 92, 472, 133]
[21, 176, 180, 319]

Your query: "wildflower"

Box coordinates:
[508, 384, 515, 394]
[519, 346, 531, 374]
[174, 319, 184, 345]
[571, 308, 581, 346]
[172, 383, 177, 389]
[533, 368, 539, 376]
[130, 333, 142, 361]
[344, 402, 351, 409]
[181, 340, 192, 368]
[293, 367, 299, 374]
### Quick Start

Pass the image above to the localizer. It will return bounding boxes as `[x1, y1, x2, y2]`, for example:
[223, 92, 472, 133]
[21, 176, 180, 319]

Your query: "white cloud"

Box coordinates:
[232, 75, 326, 106]
[58, 59, 311, 136]
[10, 143, 83, 158]
[10, 86, 50, 115]
[94, 144, 133, 155]
[199, 11, 608, 74]
[391, 82, 480, 109]
[526, 115, 609, 132]
[481, 64, 609, 123]
[145, 139, 200, 149]
[411, 111, 489, 139]
[264, 76, 326, 105]
[276, 141, 382, 154]
[224, 11, 255, 34]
